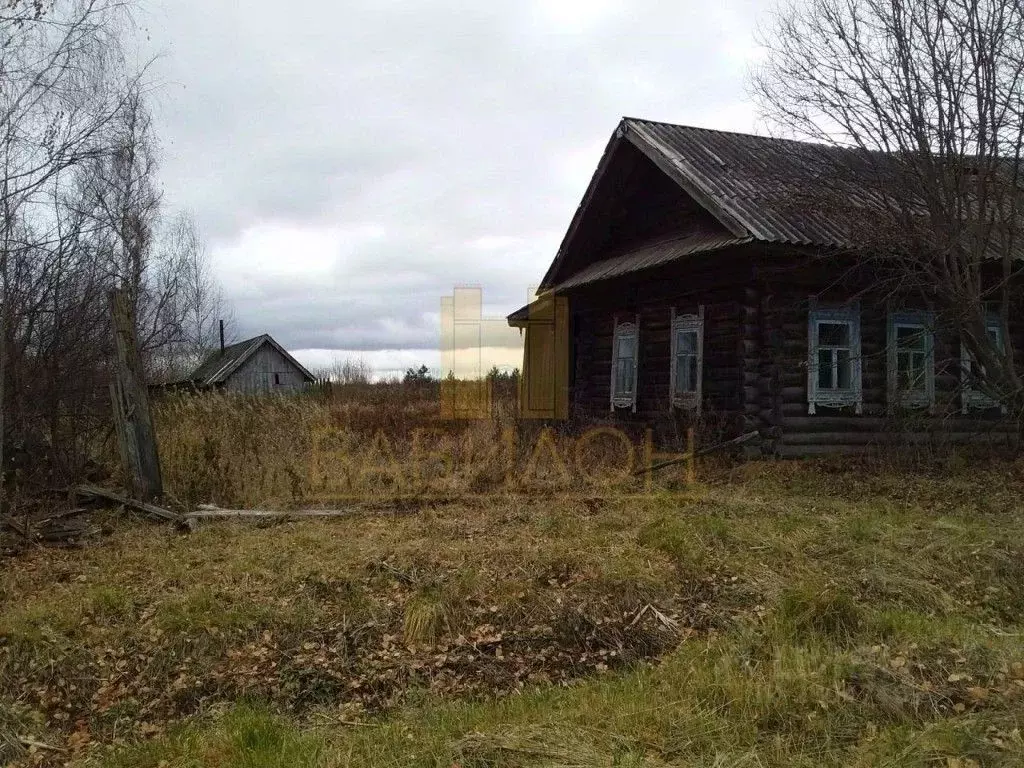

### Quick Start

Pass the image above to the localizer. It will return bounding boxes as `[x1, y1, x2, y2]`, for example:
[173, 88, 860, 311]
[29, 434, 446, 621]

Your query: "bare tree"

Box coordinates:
[0, 0, 144, 491]
[156, 210, 234, 380]
[0, 0, 232, 493]
[317, 356, 373, 384]
[82, 85, 162, 334]
[78, 85, 231, 379]
[75, 76, 235, 384]
[753, 0, 1024, 415]
[0, 1, 136, 214]
[0, 1, 239, 491]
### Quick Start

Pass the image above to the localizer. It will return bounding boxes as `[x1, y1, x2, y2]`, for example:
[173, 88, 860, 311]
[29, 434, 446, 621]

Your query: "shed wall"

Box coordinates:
[223, 343, 309, 394]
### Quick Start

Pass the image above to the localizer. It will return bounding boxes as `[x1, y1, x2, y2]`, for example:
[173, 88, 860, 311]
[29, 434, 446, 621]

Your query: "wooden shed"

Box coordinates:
[186, 334, 315, 394]
[508, 118, 1022, 455]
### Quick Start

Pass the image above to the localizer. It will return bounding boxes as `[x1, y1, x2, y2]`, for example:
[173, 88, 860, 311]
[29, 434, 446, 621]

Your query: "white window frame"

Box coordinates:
[610, 316, 639, 412]
[807, 299, 862, 415]
[887, 310, 935, 411]
[669, 306, 704, 411]
[961, 318, 1007, 413]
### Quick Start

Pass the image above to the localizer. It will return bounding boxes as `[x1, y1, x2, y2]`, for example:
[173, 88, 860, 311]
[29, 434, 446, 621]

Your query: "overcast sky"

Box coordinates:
[142, 0, 768, 378]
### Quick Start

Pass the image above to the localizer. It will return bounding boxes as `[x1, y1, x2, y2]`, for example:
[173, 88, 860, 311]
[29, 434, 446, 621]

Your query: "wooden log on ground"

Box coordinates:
[1, 515, 28, 537]
[2, 510, 100, 543]
[75, 484, 188, 528]
[188, 506, 369, 519]
[633, 430, 760, 476]
[185, 502, 418, 522]
[32, 507, 89, 526]
[37, 518, 99, 542]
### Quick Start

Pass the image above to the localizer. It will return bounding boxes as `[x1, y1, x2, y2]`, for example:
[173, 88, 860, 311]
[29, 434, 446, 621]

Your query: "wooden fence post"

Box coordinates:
[109, 289, 162, 500]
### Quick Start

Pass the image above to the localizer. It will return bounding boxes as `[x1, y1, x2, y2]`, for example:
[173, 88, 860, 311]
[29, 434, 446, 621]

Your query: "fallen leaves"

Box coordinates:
[965, 686, 989, 703]
[0, 554, 696, 767]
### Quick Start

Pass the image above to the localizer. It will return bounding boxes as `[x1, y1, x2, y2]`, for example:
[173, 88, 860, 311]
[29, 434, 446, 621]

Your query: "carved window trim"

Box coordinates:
[669, 306, 704, 411]
[886, 310, 935, 411]
[610, 315, 639, 412]
[807, 299, 862, 415]
[960, 318, 1007, 414]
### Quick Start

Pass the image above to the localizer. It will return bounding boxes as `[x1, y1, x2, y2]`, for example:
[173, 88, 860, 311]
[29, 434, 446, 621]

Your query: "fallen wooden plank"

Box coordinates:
[32, 507, 89, 526]
[38, 521, 100, 542]
[187, 506, 379, 520]
[75, 484, 184, 525]
[633, 430, 760, 477]
[1, 515, 29, 537]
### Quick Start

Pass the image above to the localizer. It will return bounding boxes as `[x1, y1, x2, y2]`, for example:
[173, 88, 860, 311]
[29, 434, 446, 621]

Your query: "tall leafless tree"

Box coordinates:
[82, 85, 163, 341]
[155, 211, 235, 381]
[0, 1, 231, 492]
[316, 356, 373, 385]
[0, 0, 142, 491]
[753, 0, 1024, 416]
[79, 84, 232, 377]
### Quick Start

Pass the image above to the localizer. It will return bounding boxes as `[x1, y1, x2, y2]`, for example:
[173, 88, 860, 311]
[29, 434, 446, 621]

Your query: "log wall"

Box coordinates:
[755, 249, 1022, 455]
[564, 244, 1022, 455]
[566, 246, 760, 442]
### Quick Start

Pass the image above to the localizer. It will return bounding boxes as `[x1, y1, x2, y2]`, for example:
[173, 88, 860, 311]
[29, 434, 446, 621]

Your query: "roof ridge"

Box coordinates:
[621, 116, 849, 151]
[214, 334, 267, 353]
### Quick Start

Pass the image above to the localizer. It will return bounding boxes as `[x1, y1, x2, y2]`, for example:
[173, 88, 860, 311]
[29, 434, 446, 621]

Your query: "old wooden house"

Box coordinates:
[508, 118, 1021, 454]
[186, 334, 315, 394]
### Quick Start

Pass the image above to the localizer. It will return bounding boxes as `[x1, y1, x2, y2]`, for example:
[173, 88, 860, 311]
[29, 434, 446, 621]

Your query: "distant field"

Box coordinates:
[3, 437, 1024, 766]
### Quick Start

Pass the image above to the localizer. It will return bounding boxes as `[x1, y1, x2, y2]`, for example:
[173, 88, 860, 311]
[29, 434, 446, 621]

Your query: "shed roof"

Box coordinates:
[189, 334, 315, 386]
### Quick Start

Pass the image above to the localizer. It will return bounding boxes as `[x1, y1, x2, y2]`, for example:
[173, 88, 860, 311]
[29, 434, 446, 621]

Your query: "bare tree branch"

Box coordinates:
[753, 0, 1024, 417]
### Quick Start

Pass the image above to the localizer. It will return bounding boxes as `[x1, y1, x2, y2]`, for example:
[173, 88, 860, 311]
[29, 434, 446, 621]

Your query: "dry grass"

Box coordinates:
[152, 391, 661, 509]
[4, 393, 1024, 766]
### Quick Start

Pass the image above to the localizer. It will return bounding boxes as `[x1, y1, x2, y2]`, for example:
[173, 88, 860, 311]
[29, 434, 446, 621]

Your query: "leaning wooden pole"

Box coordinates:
[109, 289, 162, 500]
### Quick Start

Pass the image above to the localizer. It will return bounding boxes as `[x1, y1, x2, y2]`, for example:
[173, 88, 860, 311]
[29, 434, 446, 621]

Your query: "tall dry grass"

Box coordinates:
[152, 386, 653, 509]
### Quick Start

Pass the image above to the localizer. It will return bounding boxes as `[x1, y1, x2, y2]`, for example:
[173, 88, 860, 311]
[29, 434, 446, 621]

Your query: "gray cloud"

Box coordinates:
[141, 0, 766, 364]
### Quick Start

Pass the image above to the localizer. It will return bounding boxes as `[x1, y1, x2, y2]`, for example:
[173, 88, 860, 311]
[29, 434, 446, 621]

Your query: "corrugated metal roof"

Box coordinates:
[509, 233, 751, 323]
[511, 117, 1021, 323]
[555, 232, 752, 290]
[623, 118, 886, 248]
[508, 295, 551, 324]
[507, 302, 532, 324]
[191, 336, 267, 385]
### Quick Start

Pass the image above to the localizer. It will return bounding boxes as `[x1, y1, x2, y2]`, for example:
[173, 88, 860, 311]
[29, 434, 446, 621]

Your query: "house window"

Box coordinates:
[610, 317, 639, 411]
[274, 372, 281, 386]
[670, 306, 703, 410]
[961, 319, 1006, 413]
[887, 311, 935, 409]
[807, 300, 862, 415]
